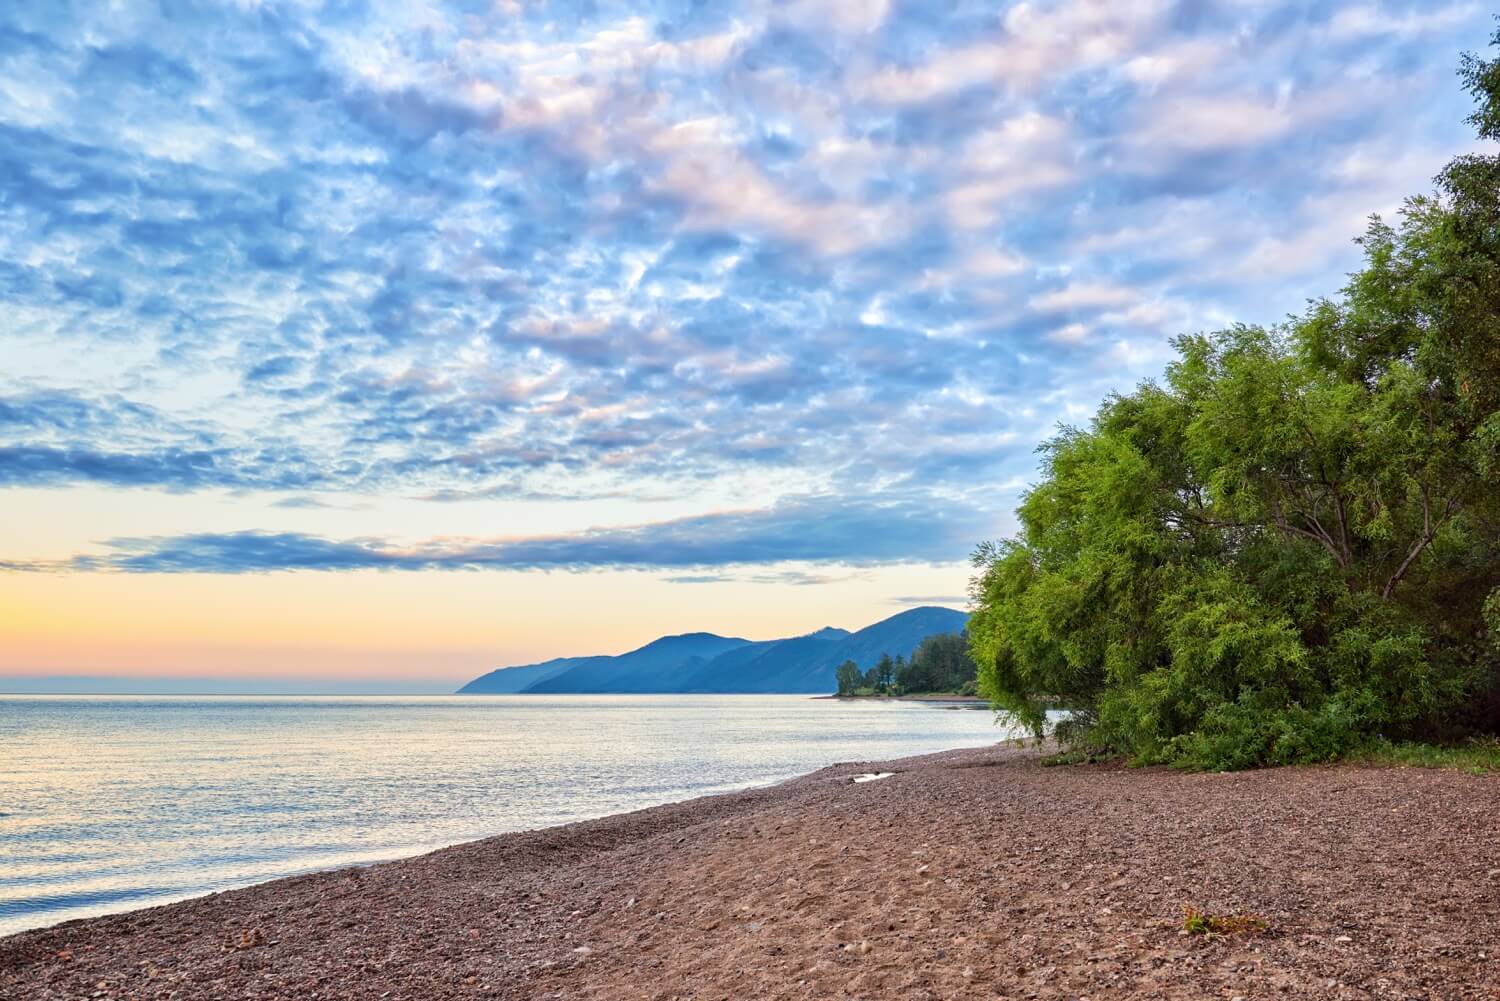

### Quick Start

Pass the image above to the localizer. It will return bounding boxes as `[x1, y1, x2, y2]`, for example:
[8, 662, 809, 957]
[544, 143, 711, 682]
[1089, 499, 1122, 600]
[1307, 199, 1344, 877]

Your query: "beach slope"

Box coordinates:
[4, 743, 1498, 1000]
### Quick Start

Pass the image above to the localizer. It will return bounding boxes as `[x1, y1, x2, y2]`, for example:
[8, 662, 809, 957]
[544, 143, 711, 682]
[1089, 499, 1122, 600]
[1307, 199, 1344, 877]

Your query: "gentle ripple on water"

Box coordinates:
[0, 694, 1011, 936]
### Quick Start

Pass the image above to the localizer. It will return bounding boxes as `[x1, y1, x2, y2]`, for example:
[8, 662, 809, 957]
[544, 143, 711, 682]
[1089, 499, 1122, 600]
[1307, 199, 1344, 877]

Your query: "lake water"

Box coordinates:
[0, 694, 1010, 936]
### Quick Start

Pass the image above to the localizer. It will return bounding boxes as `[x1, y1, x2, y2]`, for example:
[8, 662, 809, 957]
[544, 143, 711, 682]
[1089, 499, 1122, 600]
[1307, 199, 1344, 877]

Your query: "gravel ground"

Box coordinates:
[3, 742, 1498, 1000]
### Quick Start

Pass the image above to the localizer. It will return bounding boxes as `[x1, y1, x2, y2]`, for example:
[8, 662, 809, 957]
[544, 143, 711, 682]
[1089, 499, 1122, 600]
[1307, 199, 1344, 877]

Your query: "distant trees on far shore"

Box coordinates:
[834, 632, 978, 696]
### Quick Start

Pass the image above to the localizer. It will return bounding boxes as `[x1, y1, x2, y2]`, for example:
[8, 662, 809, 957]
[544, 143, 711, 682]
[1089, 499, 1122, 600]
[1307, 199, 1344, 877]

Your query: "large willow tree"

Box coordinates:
[969, 34, 1500, 769]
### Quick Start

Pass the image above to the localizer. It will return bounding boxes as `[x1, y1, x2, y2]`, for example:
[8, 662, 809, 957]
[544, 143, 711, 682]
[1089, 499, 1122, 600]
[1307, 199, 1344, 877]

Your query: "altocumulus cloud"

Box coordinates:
[14, 495, 988, 573]
[0, 0, 1491, 570]
[0, 391, 326, 490]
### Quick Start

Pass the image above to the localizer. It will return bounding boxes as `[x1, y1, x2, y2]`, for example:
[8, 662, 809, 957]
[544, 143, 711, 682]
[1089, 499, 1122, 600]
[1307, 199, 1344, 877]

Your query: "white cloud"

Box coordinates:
[1048, 322, 1091, 344]
[942, 113, 1076, 227]
[853, 0, 1172, 104]
[1030, 282, 1140, 313]
[650, 147, 908, 255]
[962, 247, 1030, 279]
[1135, 93, 1298, 152]
[1121, 37, 1236, 92]
[776, 0, 890, 36]
[1327, 2, 1479, 40]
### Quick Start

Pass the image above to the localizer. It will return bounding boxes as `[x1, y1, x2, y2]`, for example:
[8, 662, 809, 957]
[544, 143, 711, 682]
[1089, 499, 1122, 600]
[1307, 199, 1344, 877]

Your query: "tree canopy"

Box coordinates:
[832, 633, 977, 696]
[896, 633, 978, 694]
[968, 33, 1500, 769]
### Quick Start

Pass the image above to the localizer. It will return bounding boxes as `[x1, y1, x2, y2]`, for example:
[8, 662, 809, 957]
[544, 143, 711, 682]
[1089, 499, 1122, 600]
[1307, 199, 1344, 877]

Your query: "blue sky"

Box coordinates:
[0, 0, 1492, 682]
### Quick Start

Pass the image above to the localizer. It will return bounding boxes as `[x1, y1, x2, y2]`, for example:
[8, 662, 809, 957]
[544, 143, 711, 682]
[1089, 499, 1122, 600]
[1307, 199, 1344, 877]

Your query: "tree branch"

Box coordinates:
[1382, 485, 1460, 599]
[1271, 496, 1349, 566]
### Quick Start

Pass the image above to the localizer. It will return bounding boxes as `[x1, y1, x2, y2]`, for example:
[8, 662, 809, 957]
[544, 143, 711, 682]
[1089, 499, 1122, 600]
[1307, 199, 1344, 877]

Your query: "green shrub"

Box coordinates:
[968, 39, 1500, 769]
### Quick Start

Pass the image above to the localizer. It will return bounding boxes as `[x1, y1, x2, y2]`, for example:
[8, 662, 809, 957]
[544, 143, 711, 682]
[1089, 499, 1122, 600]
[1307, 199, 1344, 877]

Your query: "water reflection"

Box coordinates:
[0, 694, 1007, 935]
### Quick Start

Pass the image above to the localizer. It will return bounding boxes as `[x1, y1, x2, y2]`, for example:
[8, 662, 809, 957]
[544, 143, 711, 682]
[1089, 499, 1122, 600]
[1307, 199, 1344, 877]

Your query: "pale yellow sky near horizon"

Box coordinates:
[0, 559, 973, 684]
[2, 485, 982, 684]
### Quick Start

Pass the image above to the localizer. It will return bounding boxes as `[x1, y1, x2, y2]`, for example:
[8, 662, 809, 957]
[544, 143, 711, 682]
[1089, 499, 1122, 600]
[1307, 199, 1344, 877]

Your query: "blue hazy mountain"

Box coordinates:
[453, 657, 607, 695]
[522, 633, 754, 694]
[457, 607, 967, 695]
[460, 633, 752, 695]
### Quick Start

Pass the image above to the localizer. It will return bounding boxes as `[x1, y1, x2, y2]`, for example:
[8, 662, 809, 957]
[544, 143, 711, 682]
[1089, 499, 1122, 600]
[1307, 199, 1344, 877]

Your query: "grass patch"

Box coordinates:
[1041, 737, 1500, 774]
[1040, 748, 1118, 767]
[1182, 906, 1268, 937]
[1362, 737, 1500, 775]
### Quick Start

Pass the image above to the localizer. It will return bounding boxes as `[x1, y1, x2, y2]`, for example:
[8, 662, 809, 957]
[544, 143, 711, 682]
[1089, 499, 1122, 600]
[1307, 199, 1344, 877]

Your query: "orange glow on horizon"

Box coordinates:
[1, 563, 969, 684]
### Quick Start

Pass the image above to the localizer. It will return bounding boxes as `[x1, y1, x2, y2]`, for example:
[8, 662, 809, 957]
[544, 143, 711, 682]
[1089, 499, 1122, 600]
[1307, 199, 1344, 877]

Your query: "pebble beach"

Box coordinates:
[4, 742, 1498, 1000]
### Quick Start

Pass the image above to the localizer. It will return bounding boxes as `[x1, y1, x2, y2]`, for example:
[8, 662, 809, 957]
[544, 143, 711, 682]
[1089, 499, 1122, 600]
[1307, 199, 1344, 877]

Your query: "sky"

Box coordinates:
[0, 0, 1493, 691]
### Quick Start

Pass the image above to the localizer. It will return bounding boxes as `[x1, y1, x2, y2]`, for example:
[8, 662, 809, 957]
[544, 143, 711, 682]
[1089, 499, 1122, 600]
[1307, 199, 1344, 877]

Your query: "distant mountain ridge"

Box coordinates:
[457, 606, 968, 695]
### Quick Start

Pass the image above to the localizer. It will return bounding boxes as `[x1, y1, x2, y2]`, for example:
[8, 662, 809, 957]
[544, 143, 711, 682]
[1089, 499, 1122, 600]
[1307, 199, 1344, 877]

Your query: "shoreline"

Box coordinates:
[814, 693, 989, 704]
[5, 742, 1500, 999]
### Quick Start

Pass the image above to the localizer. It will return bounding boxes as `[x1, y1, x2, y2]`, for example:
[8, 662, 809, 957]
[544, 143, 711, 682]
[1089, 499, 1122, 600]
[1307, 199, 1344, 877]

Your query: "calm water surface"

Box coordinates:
[0, 694, 1009, 936]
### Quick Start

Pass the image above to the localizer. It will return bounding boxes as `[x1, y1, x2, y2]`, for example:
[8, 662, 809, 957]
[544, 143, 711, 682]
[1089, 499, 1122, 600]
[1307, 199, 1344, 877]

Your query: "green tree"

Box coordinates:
[897, 633, 978, 693]
[835, 660, 862, 696]
[968, 40, 1500, 768]
[895, 651, 930, 693]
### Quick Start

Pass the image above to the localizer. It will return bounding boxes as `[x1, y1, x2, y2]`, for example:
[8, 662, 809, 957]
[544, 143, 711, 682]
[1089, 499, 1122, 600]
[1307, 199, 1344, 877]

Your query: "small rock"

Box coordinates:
[961, 966, 974, 979]
[857, 940, 874, 955]
[572, 946, 592, 956]
[1335, 935, 1352, 943]
[916, 864, 931, 876]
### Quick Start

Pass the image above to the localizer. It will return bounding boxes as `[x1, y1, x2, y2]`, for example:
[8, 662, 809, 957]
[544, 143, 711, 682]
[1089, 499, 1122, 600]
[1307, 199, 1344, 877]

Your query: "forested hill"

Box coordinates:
[457, 607, 968, 694]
